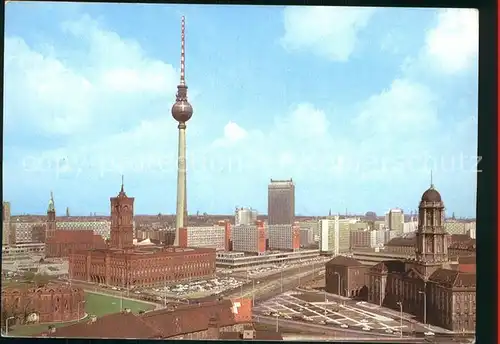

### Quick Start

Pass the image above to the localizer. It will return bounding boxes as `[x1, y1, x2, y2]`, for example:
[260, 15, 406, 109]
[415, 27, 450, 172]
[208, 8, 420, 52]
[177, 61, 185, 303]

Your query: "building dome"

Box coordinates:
[172, 100, 193, 123]
[421, 186, 442, 202]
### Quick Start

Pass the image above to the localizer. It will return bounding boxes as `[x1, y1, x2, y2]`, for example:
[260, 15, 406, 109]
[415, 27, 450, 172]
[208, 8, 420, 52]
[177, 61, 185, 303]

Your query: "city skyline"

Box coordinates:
[4, 4, 478, 216]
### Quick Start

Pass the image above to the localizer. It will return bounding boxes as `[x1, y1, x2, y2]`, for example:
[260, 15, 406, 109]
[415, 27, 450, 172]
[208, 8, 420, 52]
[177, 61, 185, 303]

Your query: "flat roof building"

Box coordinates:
[268, 179, 295, 225]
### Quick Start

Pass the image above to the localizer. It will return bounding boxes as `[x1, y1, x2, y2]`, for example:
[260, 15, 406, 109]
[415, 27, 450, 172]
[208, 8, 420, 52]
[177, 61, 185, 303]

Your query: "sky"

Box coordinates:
[4, 4, 479, 217]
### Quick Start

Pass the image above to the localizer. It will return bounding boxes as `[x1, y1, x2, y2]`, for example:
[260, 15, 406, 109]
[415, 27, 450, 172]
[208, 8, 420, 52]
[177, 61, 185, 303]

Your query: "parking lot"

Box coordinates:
[247, 257, 329, 278]
[255, 291, 407, 334]
[142, 276, 246, 299]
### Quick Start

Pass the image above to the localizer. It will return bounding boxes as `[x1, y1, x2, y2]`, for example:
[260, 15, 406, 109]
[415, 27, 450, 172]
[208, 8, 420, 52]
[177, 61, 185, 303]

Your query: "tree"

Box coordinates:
[33, 273, 51, 287]
[21, 298, 36, 325]
[1, 307, 14, 331]
[23, 271, 36, 283]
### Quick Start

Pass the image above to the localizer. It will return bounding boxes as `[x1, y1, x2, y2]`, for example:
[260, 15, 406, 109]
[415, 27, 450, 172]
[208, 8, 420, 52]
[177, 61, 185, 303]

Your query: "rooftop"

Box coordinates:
[325, 255, 363, 267]
[39, 311, 161, 339]
[429, 268, 476, 288]
[37, 298, 252, 339]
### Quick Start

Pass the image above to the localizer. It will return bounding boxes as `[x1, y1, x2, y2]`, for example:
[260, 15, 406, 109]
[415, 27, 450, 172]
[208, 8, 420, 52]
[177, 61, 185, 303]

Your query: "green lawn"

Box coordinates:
[84, 292, 155, 317]
[9, 292, 155, 337]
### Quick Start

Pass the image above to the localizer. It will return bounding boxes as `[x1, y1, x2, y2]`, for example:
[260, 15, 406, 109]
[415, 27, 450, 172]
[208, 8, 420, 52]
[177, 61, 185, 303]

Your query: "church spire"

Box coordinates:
[118, 175, 126, 197]
[48, 191, 55, 212]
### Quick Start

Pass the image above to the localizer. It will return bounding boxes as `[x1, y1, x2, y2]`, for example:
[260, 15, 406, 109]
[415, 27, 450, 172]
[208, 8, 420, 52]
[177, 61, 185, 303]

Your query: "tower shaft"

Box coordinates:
[174, 124, 187, 245]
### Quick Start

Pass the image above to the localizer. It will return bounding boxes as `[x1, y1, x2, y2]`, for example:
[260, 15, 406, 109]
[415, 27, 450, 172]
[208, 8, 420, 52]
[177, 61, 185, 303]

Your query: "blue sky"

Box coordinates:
[4, 4, 478, 217]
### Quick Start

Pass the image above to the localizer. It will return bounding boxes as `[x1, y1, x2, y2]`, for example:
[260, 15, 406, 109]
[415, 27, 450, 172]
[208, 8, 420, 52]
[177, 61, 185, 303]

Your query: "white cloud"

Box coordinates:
[211, 121, 249, 148]
[420, 9, 478, 75]
[4, 14, 178, 137]
[276, 103, 330, 139]
[281, 6, 376, 61]
[5, 37, 94, 135]
[223, 122, 248, 142]
[354, 79, 438, 135]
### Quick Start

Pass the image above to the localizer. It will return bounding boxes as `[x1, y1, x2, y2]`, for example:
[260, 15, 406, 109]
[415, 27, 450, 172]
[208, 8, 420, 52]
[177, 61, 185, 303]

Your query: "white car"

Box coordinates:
[424, 332, 435, 336]
[340, 324, 349, 328]
[360, 319, 369, 323]
[385, 329, 393, 334]
[362, 327, 371, 331]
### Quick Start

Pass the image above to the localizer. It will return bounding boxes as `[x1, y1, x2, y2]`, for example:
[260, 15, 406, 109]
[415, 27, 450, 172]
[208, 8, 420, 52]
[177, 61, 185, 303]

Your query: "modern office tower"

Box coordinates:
[268, 179, 295, 225]
[268, 223, 300, 251]
[178, 224, 227, 251]
[387, 208, 404, 233]
[319, 217, 339, 255]
[232, 221, 266, 254]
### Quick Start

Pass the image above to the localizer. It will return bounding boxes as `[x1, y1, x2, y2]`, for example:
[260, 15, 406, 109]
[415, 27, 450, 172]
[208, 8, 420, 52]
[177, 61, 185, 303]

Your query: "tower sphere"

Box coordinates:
[172, 98, 193, 123]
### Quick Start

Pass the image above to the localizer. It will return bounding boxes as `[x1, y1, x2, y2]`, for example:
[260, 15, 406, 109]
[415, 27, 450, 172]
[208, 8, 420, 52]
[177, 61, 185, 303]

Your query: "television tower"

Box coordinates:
[171, 16, 193, 245]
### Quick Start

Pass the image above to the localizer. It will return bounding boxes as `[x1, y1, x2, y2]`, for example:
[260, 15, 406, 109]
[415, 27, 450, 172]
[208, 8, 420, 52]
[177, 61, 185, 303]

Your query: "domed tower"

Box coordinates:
[414, 175, 449, 277]
[46, 191, 56, 239]
[171, 16, 193, 245]
[110, 176, 134, 249]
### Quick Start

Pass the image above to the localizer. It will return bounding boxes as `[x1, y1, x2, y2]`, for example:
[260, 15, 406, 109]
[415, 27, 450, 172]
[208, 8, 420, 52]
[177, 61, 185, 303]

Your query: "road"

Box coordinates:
[283, 334, 431, 342]
[226, 268, 323, 302]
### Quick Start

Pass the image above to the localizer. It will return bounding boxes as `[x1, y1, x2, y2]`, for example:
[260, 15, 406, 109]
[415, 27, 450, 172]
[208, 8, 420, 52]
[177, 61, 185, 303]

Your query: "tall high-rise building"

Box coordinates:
[319, 217, 339, 255]
[268, 179, 295, 225]
[2, 201, 11, 246]
[171, 16, 193, 245]
[387, 208, 404, 233]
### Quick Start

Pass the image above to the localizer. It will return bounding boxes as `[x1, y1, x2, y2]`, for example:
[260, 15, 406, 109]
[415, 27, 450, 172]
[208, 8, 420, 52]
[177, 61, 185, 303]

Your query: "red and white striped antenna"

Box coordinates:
[180, 16, 185, 86]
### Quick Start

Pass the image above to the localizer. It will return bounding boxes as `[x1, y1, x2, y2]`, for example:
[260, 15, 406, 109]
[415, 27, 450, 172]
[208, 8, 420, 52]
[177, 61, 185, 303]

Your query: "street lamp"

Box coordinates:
[396, 301, 403, 338]
[252, 278, 255, 307]
[298, 265, 301, 286]
[333, 272, 340, 296]
[280, 267, 283, 293]
[275, 314, 279, 332]
[323, 289, 328, 317]
[374, 279, 382, 306]
[5, 316, 14, 336]
[418, 290, 427, 326]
